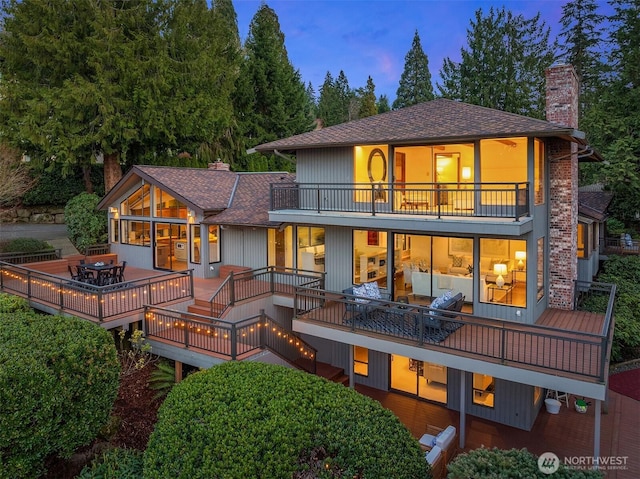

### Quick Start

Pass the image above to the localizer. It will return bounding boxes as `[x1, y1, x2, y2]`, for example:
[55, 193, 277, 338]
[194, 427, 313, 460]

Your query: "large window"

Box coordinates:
[110, 219, 119, 243]
[122, 220, 150, 246]
[154, 187, 187, 218]
[297, 226, 325, 273]
[120, 184, 150, 216]
[208, 225, 220, 263]
[479, 238, 526, 307]
[191, 224, 201, 264]
[353, 230, 387, 287]
[390, 356, 447, 404]
[268, 226, 293, 269]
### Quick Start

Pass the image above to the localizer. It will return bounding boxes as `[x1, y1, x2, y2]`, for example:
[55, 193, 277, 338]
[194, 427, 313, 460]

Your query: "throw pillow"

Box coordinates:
[362, 281, 382, 299]
[452, 255, 464, 267]
[352, 285, 369, 303]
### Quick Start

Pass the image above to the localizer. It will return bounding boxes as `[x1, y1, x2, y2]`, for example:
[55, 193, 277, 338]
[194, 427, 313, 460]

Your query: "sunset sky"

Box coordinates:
[232, 0, 613, 101]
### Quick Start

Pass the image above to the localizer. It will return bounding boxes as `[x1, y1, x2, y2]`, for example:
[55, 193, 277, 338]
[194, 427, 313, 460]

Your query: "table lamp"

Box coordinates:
[493, 264, 507, 288]
[515, 251, 526, 271]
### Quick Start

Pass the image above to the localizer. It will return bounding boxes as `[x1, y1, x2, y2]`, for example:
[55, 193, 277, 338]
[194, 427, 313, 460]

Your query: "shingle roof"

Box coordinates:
[578, 189, 614, 221]
[133, 165, 237, 212]
[255, 99, 581, 152]
[203, 172, 295, 227]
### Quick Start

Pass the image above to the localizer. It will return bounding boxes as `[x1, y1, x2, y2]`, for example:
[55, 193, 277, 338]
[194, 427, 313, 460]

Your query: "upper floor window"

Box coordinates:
[154, 187, 187, 219]
[120, 184, 150, 216]
[480, 138, 527, 184]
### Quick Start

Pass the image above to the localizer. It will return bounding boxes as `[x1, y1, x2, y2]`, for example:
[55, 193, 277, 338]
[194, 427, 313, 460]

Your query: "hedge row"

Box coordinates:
[143, 361, 430, 479]
[0, 294, 120, 479]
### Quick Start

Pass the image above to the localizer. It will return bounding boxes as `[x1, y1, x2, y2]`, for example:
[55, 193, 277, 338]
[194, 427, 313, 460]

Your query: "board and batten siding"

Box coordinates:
[446, 371, 540, 431]
[296, 147, 354, 184]
[221, 227, 267, 271]
[323, 225, 354, 292]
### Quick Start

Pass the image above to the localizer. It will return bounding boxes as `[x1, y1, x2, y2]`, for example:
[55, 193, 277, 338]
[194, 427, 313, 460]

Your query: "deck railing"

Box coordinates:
[208, 266, 325, 317]
[271, 182, 530, 221]
[294, 281, 616, 382]
[603, 236, 640, 255]
[144, 306, 317, 373]
[0, 261, 193, 322]
[84, 244, 111, 256]
[0, 249, 62, 264]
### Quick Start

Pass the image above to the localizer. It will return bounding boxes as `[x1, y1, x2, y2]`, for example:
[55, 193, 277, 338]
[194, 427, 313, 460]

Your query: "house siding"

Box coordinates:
[296, 147, 354, 184]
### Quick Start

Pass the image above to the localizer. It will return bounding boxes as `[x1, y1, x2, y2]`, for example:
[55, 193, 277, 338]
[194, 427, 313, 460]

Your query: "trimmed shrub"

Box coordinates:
[0, 293, 31, 313]
[447, 448, 604, 479]
[0, 308, 120, 479]
[0, 237, 53, 253]
[78, 448, 144, 479]
[144, 362, 429, 479]
[64, 192, 108, 254]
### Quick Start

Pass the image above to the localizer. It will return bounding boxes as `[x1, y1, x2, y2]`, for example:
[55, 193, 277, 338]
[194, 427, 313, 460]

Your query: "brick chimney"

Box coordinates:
[208, 160, 230, 171]
[545, 64, 579, 310]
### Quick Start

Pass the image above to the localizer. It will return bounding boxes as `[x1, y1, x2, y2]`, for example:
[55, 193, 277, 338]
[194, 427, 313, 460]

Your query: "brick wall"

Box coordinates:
[545, 64, 579, 309]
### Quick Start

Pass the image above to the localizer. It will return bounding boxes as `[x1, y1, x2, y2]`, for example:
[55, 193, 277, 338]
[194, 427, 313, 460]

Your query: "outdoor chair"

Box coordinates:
[68, 265, 83, 282]
[342, 282, 390, 323]
[117, 261, 127, 282]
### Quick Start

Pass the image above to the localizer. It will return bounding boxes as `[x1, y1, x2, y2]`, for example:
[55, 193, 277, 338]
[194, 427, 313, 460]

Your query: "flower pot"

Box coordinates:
[545, 398, 561, 414]
[575, 400, 588, 413]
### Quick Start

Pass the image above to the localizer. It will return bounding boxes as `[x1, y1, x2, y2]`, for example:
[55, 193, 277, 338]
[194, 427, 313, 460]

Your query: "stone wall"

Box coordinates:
[0, 206, 66, 224]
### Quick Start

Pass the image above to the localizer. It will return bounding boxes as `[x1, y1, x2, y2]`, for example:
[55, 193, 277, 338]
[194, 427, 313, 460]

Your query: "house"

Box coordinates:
[2, 64, 613, 462]
[248, 64, 614, 456]
[577, 185, 613, 281]
[96, 162, 296, 278]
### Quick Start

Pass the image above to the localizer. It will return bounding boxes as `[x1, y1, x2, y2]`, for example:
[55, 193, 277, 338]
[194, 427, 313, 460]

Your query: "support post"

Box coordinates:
[594, 398, 601, 469]
[174, 361, 183, 383]
[348, 345, 354, 388]
[459, 372, 466, 449]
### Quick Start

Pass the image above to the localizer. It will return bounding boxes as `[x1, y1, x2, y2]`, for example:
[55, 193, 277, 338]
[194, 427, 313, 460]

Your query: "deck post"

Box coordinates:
[594, 398, 601, 469]
[348, 345, 354, 388]
[459, 372, 466, 449]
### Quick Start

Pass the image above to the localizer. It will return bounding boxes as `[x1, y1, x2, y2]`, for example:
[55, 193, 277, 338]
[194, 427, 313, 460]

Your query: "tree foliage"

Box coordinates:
[233, 4, 312, 172]
[358, 76, 378, 119]
[0, 295, 120, 479]
[0, 0, 240, 193]
[318, 70, 354, 127]
[64, 192, 108, 253]
[438, 7, 556, 118]
[0, 145, 34, 206]
[393, 30, 434, 109]
[143, 362, 429, 479]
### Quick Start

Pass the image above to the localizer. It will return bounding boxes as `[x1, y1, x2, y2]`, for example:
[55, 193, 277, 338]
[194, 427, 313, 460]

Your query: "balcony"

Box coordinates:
[293, 280, 615, 384]
[271, 182, 530, 221]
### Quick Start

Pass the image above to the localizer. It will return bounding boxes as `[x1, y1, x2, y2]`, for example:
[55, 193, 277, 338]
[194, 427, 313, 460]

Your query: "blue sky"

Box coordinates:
[232, 0, 612, 102]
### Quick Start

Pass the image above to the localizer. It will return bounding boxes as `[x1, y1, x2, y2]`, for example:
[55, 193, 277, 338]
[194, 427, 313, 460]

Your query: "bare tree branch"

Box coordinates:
[0, 145, 35, 206]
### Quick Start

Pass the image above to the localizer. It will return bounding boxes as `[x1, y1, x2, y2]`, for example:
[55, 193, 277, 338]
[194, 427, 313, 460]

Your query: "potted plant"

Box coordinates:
[574, 397, 591, 413]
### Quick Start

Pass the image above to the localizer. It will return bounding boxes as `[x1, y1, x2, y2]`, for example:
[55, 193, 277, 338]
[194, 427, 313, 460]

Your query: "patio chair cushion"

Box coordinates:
[425, 445, 442, 465]
[352, 285, 370, 303]
[429, 290, 452, 315]
[362, 281, 382, 299]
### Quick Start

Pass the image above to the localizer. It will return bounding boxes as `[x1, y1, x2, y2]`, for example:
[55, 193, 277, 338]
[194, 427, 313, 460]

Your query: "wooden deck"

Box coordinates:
[356, 384, 640, 479]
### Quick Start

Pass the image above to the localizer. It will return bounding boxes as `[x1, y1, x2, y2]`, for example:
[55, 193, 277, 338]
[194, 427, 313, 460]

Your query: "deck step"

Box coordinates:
[314, 361, 349, 386]
[187, 302, 226, 318]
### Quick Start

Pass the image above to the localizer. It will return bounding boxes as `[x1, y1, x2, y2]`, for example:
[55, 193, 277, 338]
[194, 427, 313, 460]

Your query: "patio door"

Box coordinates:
[154, 223, 187, 271]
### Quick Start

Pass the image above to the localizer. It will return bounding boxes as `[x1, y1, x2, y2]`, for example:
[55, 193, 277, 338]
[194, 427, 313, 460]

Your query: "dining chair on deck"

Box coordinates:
[68, 265, 82, 281]
[76, 265, 96, 284]
[117, 261, 127, 282]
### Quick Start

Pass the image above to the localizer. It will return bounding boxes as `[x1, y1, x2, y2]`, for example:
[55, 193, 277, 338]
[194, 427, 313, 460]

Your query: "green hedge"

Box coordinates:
[447, 448, 603, 478]
[22, 165, 104, 206]
[143, 362, 430, 479]
[0, 237, 53, 254]
[0, 296, 120, 479]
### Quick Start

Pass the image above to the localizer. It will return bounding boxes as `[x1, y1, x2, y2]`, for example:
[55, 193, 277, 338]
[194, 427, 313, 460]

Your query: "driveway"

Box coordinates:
[0, 223, 78, 256]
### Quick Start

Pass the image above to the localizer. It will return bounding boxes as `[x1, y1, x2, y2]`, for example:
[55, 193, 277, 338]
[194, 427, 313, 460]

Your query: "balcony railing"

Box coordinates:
[293, 281, 615, 382]
[0, 249, 62, 264]
[271, 182, 530, 221]
[208, 266, 325, 317]
[603, 236, 640, 255]
[144, 306, 317, 373]
[0, 261, 193, 322]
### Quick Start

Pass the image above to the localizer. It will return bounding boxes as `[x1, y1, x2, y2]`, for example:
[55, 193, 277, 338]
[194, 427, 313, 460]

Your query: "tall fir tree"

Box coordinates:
[557, 0, 606, 119]
[358, 76, 378, 119]
[393, 30, 434, 109]
[438, 7, 556, 118]
[233, 4, 311, 171]
[317, 70, 353, 127]
[377, 95, 391, 114]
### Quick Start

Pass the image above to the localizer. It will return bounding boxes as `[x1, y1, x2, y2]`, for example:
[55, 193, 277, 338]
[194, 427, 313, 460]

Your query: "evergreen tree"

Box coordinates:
[580, 0, 640, 225]
[438, 7, 556, 118]
[557, 0, 606, 118]
[393, 30, 434, 109]
[233, 4, 311, 171]
[317, 70, 353, 127]
[358, 76, 378, 119]
[377, 95, 391, 113]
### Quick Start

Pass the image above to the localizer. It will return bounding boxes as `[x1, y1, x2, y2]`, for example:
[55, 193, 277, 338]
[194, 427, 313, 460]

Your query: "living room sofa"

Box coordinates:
[412, 271, 473, 299]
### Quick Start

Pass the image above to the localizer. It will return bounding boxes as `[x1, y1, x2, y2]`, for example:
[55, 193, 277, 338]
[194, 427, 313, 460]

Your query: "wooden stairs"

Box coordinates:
[187, 298, 226, 317]
[295, 359, 349, 386]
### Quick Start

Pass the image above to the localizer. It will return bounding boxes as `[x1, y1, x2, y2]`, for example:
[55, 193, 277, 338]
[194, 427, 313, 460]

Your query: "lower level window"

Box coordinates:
[354, 346, 369, 376]
[472, 373, 495, 408]
[122, 220, 150, 246]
